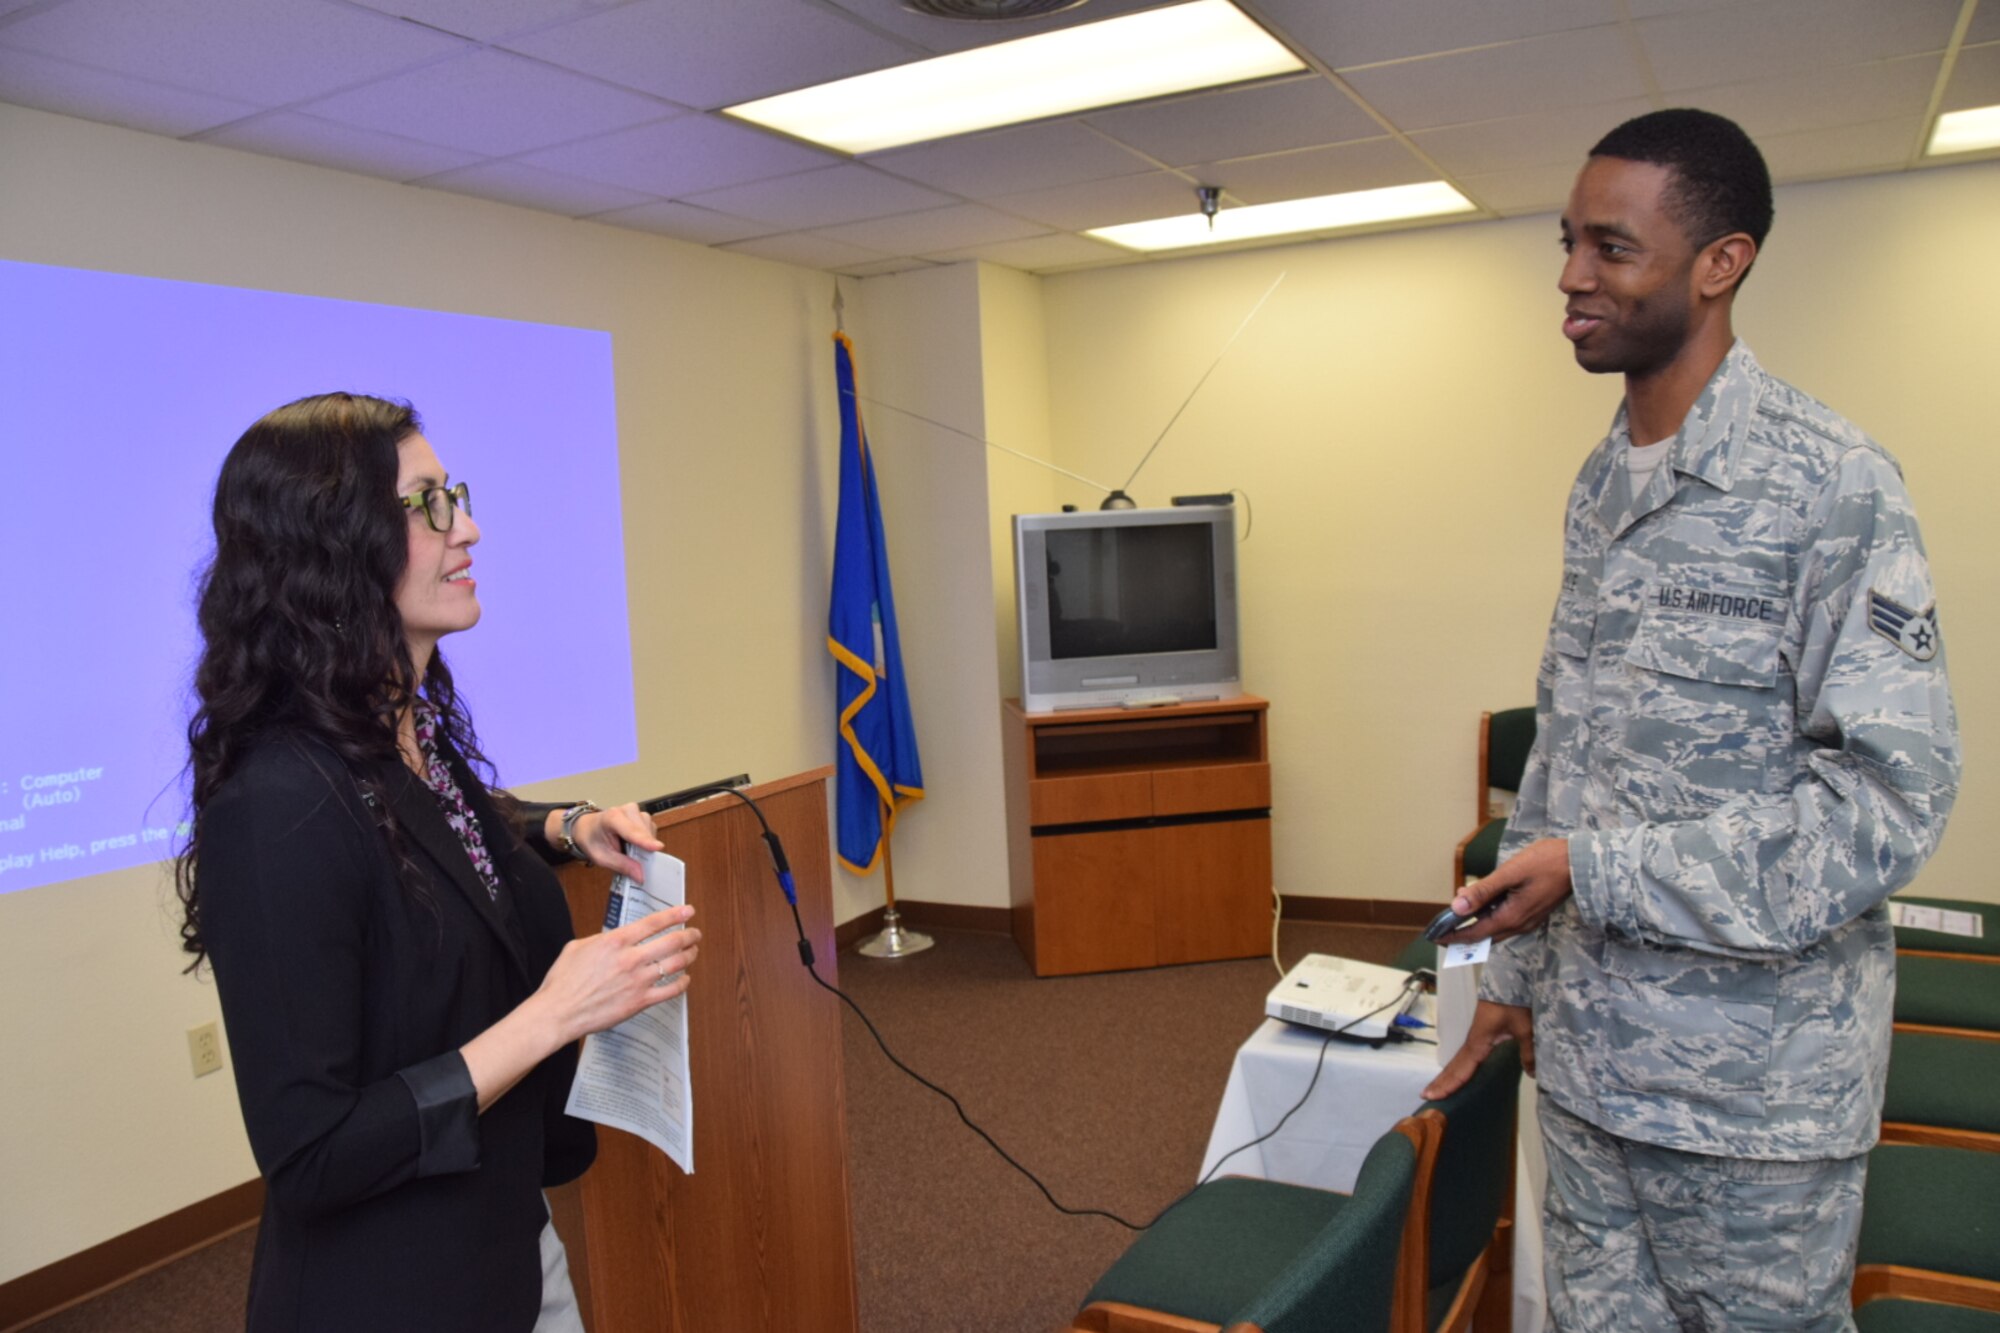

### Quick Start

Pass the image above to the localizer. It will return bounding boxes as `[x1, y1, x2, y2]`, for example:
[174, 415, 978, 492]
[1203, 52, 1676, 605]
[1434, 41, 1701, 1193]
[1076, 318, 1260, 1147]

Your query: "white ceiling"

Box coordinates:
[1, 0, 1994, 275]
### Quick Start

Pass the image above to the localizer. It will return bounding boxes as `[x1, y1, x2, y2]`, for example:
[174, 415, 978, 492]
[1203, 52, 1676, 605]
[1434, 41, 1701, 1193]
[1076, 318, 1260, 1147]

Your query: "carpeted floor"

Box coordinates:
[28, 920, 1416, 1333]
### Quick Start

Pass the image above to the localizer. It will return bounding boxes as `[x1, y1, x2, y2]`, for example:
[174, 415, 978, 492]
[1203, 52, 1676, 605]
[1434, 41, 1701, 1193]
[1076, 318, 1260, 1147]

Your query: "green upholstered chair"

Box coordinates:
[1452, 709, 1536, 890]
[1070, 1118, 1426, 1333]
[1410, 1039, 1522, 1333]
[1894, 955, 2000, 1038]
[1882, 1030, 2000, 1153]
[1894, 896, 2000, 961]
[1855, 1300, 2000, 1332]
[1852, 1143, 2000, 1320]
[1072, 1041, 1524, 1333]
[1390, 935, 1434, 978]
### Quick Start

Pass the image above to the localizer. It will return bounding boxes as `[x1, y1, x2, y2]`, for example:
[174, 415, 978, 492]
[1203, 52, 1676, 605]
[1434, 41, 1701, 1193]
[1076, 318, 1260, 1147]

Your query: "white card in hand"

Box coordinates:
[1441, 938, 1491, 968]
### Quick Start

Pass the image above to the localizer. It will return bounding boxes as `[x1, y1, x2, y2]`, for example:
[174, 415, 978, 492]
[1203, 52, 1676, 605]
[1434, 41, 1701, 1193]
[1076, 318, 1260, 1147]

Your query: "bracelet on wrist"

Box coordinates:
[556, 802, 600, 861]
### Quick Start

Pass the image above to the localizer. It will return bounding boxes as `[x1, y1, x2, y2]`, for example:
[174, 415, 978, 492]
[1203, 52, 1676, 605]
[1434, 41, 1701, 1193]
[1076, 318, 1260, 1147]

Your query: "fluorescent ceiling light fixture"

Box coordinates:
[724, 0, 1304, 154]
[1088, 181, 1477, 252]
[1927, 104, 2000, 156]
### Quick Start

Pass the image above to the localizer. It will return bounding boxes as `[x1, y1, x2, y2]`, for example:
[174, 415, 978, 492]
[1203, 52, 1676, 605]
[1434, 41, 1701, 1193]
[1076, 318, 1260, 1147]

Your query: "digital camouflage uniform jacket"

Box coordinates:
[1480, 341, 1959, 1161]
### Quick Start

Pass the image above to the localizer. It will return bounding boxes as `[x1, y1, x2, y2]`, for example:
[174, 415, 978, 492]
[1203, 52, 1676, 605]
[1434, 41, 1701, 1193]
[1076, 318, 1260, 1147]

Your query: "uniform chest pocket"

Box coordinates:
[1619, 595, 1785, 802]
[1626, 577, 1784, 690]
[1599, 940, 1777, 1118]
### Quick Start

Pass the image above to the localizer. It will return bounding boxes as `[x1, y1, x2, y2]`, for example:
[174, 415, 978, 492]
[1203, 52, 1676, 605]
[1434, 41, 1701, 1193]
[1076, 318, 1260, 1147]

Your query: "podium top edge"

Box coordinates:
[648, 766, 834, 832]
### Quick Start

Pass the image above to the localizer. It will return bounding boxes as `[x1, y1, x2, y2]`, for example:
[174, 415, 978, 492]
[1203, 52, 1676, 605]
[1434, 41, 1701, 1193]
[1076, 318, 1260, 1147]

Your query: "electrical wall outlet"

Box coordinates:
[188, 1021, 223, 1078]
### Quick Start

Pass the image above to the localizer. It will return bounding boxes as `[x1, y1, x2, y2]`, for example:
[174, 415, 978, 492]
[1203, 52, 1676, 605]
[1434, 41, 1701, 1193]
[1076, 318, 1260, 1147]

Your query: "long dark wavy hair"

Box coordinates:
[175, 393, 500, 969]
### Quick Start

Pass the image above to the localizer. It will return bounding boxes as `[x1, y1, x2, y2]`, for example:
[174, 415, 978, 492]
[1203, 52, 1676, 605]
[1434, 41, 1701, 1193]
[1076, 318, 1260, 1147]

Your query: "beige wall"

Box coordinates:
[1034, 159, 2000, 910]
[978, 263, 1062, 704]
[834, 265, 1013, 917]
[0, 103, 847, 1281]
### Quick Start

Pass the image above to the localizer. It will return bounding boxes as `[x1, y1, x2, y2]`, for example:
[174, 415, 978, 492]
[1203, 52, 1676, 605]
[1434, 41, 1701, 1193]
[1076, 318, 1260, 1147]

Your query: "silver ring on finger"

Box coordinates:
[654, 957, 668, 985]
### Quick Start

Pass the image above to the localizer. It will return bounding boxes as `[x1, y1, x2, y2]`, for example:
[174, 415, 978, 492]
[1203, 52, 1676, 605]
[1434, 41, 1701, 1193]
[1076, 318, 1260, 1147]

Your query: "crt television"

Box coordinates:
[1014, 505, 1241, 713]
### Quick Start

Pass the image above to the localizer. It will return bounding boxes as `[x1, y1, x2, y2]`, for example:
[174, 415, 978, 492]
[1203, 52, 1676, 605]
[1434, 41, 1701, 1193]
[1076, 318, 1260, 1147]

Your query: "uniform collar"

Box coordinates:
[1590, 339, 1764, 535]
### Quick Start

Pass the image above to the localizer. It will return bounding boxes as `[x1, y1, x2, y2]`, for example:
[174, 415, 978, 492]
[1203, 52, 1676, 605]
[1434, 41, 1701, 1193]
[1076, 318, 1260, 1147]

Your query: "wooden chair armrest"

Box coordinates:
[1879, 1122, 2000, 1153]
[1451, 828, 1480, 889]
[1853, 1264, 2000, 1313]
[1071, 1302, 1223, 1333]
[1898, 948, 2000, 965]
[1894, 1021, 2000, 1043]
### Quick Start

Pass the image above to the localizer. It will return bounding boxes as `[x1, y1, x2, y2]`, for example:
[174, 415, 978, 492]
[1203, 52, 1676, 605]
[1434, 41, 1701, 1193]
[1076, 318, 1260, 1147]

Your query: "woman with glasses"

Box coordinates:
[174, 393, 697, 1332]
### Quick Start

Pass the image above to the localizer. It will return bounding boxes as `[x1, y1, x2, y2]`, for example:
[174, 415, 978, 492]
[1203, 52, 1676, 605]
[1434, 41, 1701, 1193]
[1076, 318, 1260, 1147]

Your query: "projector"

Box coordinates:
[1266, 954, 1419, 1042]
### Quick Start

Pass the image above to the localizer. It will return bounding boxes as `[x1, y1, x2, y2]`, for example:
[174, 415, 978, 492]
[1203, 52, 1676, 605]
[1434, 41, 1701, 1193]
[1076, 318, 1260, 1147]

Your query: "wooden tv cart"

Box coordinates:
[1002, 695, 1273, 977]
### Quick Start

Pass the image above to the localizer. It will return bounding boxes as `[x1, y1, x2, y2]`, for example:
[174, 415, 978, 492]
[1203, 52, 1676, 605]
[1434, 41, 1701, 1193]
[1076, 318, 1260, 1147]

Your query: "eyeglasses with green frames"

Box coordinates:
[400, 482, 472, 533]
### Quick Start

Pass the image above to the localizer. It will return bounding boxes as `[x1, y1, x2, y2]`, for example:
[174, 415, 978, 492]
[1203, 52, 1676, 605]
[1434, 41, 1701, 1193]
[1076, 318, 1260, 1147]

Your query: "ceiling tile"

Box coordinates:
[921, 231, 1131, 272]
[1454, 161, 1583, 216]
[814, 0, 1160, 56]
[199, 111, 483, 180]
[1970, 4, 2000, 46]
[1082, 75, 1384, 168]
[719, 231, 894, 270]
[419, 159, 661, 215]
[590, 199, 777, 244]
[1193, 136, 1432, 204]
[515, 113, 836, 196]
[865, 119, 1155, 197]
[1943, 42, 2000, 114]
[501, 0, 913, 109]
[1678, 55, 1941, 141]
[838, 257, 943, 277]
[1256, 0, 1621, 69]
[297, 49, 676, 158]
[0, 46, 259, 136]
[0, 0, 471, 106]
[1757, 115, 1923, 180]
[990, 171, 1204, 230]
[811, 202, 1047, 252]
[1409, 96, 1654, 178]
[682, 163, 956, 229]
[1625, 0, 1759, 15]
[1341, 25, 1644, 132]
[1638, 0, 1963, 92]
[342, 0, 646, 44]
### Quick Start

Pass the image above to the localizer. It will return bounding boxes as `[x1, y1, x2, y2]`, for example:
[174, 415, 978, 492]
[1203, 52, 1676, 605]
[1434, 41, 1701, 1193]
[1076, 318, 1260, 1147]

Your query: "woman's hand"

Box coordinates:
[570, 802, 664, 881]
[535, 906, 699, 1047]
[462, 905, 698, 1110]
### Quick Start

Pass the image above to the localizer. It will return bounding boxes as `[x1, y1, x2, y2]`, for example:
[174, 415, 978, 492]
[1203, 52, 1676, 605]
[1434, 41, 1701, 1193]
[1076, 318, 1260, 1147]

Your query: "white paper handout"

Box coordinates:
[564, 848, 694, 1174]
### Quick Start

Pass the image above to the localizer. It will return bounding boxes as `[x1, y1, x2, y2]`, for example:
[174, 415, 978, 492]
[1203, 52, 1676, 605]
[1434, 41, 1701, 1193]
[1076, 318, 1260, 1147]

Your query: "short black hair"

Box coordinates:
[1591, 108, 1773, 258]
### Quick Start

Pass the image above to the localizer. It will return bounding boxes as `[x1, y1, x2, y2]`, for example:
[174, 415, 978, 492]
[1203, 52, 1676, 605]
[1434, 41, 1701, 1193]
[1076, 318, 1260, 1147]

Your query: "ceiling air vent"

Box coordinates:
[903, 0, 1089, 19]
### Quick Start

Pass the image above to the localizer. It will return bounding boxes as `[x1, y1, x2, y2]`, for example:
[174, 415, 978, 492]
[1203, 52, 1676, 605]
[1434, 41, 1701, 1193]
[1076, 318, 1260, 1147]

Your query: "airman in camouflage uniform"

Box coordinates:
[1426, 110, 1958, 1332]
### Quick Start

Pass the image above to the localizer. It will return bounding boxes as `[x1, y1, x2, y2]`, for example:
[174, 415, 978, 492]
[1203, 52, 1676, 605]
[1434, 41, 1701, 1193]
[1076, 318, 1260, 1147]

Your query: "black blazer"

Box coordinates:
[201, 732, 595, 1333]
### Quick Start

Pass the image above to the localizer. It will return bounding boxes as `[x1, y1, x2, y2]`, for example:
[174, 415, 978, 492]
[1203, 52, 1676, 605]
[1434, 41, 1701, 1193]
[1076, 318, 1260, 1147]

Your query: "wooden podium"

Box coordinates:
[547, 769, 859, 1332]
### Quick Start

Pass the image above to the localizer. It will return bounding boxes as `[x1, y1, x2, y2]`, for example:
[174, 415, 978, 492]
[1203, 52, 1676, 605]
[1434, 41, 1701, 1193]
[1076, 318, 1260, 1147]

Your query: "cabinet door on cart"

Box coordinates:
[1152, 818, 1272, 967]
[1030, 826, 1157, 976]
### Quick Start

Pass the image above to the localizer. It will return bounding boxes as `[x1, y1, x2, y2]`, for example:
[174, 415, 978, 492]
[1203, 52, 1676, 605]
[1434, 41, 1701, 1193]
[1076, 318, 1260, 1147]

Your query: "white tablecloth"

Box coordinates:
[1201, 1014, 1547, 1333]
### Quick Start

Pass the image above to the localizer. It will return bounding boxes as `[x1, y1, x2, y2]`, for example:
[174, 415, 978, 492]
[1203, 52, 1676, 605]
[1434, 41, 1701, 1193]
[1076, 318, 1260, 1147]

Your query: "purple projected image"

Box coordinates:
[0, 259, 637, 897]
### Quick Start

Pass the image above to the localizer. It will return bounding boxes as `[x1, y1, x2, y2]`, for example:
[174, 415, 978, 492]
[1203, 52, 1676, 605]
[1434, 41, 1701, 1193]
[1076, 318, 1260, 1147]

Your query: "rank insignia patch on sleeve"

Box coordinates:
[1869, 589, 1940, 661]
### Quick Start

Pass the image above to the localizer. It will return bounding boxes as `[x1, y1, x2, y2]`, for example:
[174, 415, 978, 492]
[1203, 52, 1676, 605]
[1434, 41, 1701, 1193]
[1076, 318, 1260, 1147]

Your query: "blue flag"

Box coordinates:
[828, 332, 923, 874]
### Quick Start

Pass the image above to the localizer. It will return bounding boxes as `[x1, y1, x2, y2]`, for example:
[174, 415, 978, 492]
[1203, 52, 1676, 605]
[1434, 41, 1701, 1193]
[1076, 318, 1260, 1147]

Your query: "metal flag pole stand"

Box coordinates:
[855, 817, 932, 958]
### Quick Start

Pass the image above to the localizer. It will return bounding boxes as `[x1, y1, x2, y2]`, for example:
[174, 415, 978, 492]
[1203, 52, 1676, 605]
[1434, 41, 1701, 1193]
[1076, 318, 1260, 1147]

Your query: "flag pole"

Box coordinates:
[855, 798, 933, 958]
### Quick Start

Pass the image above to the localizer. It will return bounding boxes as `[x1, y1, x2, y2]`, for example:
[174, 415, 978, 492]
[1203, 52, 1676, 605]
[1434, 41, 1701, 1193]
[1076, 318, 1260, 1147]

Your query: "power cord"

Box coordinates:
[681, 784, 1416, 1233]
[1270, 883, 1285, 978]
